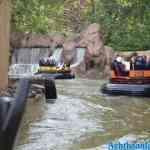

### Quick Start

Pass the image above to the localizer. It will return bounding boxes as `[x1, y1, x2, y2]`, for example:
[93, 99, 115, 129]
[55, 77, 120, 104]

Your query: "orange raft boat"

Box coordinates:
[101, 69, 150, 96]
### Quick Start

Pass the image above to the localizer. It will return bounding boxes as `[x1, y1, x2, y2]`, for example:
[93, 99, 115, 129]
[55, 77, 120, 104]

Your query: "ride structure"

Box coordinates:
[101, 58, 150, 97]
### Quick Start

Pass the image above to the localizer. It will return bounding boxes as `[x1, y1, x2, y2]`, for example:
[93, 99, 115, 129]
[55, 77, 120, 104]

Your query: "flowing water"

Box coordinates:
[70, 48, 86, 68]
[9, 48, 63, 78]
[10, 48, 150, 149]
[15, 79, 150, 150]
[12, 48, 50, 64]
[9, 47, 86, 79]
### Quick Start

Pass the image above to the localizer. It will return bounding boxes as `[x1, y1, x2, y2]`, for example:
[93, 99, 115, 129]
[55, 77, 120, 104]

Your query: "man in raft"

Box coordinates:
[112, 55, 129, 76]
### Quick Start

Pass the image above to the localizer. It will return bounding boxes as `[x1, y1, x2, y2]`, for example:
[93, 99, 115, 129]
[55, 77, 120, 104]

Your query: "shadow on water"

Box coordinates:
[16, 79, 150, 150]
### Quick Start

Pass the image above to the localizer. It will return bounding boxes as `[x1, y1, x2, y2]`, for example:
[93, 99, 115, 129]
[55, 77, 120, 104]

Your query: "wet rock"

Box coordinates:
[52, 34, 65, 48]
[79, 23, 104, 56]
[104, 46, 115, 65]
[77, 23, 114, 78]
[0, 81, 44, 100]
[103, 65, 111, 78]
[22, 34, 52, 48]
[0, 84, 17, 97]
[60, 24, 114, 78]
[72, 61, 86, 77]
[85, 68, 102, 79]
[62, 39, 77, 64]
[10, 23, 115, 79]
[57, 24, 114, 78]
[10, 32, 27, 48]
[29, 84, 44, 98]
[10, 33, 66, 49]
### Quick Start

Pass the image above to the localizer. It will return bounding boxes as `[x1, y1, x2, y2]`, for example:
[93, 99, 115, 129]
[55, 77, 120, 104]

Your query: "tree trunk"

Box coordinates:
[0, 0, 10, 90]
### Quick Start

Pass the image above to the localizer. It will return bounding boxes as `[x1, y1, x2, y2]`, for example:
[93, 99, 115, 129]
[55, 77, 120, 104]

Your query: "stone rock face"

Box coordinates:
[104, 46, 114, 65]
[10, 32, 26, 48]
[0, 81, 44, 99]
[62, 39, 77, 64]
[80, 23, 105, 70]
[10, 33, 65, 48]
[52, 34, 65, 48]
[79, 23, 104, 56]
[10, 23, 115, 79]
[23, 34, 52, 48]
[77, 23, 114, 78]
[72, 61, 86, 77]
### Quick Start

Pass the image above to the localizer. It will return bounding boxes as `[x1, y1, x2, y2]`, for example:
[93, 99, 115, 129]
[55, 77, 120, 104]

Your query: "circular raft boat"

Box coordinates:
[101, 70, 150, 97]
[37, 58, 75, 79]
[101, 83, 150, 96]
[36, 66, 75, 79]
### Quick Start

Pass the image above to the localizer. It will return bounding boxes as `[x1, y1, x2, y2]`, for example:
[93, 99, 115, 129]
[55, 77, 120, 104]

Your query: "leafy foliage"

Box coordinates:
[87, 0, 150, 50]
[11, 0, 64, 33]
[11, 0, 150, 50]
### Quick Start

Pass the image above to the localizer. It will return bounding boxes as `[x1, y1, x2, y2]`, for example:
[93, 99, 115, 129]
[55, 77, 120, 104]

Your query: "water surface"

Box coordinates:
[16, 79, 150, 150]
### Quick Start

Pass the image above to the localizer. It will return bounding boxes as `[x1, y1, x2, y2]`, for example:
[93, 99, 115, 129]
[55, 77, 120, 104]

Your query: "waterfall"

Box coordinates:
[70, 48, 86, 68]
[9, 48, 50, 78]
[11, 48, 50, 64]
[51, 48, 63, 63]
[9, 47, 85, 78]
[9, 47, 63, 78]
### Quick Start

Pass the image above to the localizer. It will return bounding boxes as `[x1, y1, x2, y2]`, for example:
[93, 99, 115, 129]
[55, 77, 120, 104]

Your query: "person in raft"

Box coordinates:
[130, 53, 146, 70]
[39, 57, 58, 67]
[111, 55, 129, 76]
[146, 56, 150, 69]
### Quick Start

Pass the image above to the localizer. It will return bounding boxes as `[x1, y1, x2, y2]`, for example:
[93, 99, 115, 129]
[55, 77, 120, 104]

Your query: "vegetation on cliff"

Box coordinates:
[11, 0, 150, 51]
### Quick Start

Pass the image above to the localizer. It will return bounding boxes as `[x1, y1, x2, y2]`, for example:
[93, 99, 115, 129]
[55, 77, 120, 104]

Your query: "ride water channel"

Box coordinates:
[15, 79, 150, 150]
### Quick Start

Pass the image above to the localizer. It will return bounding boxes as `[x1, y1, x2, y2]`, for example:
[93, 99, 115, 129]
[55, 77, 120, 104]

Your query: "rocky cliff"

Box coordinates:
[10, 23, 115, 79]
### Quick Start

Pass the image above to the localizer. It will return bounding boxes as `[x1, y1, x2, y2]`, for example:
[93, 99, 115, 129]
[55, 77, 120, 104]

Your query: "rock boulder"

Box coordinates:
[62, 39, 77, 65]
[79, 23, 104, 57]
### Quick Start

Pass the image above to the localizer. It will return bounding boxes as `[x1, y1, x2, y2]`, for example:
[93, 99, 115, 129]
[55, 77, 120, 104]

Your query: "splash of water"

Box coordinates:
[12, 48, 50, 64]
[9, 47, 86, 78]
[70, 48, 86, 68]
[9, 48, 63, 78]
[51, 48, 63, 63]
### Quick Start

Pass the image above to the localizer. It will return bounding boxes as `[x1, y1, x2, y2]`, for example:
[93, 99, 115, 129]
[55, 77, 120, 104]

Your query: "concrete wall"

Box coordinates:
[0, 0, 10, 90]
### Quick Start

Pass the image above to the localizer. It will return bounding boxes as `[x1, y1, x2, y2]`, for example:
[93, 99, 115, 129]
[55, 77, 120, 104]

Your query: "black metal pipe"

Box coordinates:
[0, 79, 30, 150]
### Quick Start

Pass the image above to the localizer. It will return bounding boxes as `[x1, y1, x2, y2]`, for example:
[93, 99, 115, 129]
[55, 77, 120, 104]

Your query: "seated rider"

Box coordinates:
[146, 56, 150, 69]
[134, 55, 146, 70]
[130, 52, 138, 70]
[39, 57, 58, 67]
[111, 56, 129, 76]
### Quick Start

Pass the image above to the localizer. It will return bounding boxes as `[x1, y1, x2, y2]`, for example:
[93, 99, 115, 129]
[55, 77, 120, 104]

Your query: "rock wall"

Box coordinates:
[80, 24, 106, 77]
[10, 33, 65, 48]
[59, 23, 115, 78]
[0, 0, 10, 90]
[11, 23, 115, 79]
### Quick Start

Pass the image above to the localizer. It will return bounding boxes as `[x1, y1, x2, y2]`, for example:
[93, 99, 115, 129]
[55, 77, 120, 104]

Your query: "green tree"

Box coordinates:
[87, 0, 150, 50]
[11, 0, 64, 33]
[11, 0, 150, 51]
